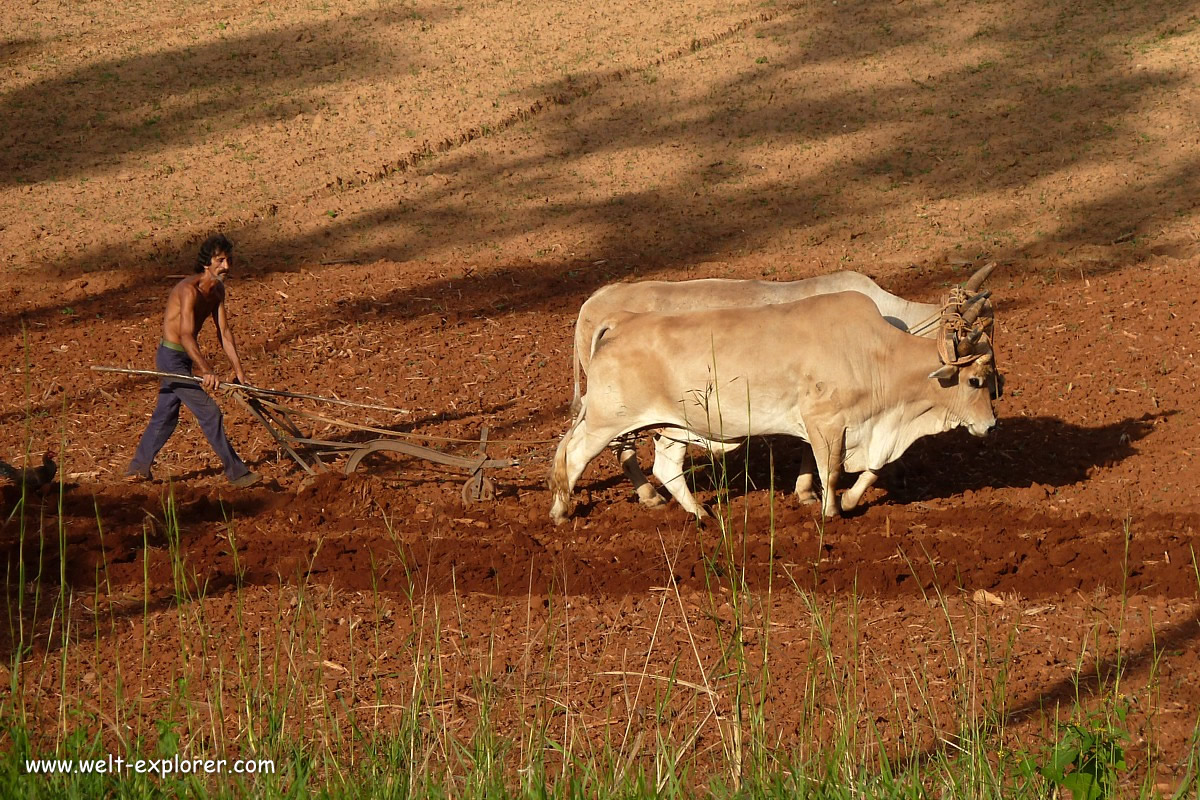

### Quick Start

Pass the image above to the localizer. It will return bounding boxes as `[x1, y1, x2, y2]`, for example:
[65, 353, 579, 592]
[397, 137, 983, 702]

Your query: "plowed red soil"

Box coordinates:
[3, 0, 1199, 792]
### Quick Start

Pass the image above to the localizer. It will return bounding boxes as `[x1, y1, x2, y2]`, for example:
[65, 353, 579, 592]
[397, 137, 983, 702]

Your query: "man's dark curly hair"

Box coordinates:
[195, 234, 234, 273]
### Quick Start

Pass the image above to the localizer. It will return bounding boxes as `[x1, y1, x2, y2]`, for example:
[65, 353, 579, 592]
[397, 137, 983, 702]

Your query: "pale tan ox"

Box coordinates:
[548, 290, 998, 523]
[569, 265, 995, 507]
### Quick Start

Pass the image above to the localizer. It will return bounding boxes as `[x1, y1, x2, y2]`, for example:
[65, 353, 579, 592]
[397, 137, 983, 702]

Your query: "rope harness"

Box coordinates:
[936, 286, 992, 367]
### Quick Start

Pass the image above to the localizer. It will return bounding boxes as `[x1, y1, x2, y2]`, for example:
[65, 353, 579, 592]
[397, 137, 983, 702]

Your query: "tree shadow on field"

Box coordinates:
[0, 39, 38, 66]
[259, 256, 644, 357]
[906, 605, 1200, 780]
[0, 7, 451, 188]
[14, 0, 1195, 317]
[1004, 606, 1200, 723]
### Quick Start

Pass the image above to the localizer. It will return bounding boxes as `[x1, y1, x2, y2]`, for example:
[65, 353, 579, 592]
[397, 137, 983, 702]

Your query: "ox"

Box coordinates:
[569, 265, 996, 507]
[549, 289, 997, 523]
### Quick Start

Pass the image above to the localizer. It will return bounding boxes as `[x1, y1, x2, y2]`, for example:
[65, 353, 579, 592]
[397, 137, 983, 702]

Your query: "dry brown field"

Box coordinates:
[2, 0, 1199, 793]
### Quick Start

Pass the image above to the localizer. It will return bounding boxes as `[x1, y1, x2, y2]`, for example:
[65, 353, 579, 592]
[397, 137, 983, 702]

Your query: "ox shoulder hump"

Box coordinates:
[828, 290, 881, 310]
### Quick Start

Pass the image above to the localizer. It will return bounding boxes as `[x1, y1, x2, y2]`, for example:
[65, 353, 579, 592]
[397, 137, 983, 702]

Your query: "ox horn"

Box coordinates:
[960, 290, 992, 326]
[963, 262, 996, 293]
[955, 325, 987, 359]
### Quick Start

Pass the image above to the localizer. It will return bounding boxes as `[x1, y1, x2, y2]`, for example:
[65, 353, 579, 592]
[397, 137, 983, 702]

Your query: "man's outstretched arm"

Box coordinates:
[214, 297, 248, 386]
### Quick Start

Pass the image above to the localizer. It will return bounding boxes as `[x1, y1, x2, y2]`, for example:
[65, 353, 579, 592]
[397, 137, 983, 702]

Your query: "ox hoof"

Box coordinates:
[549, 497, 572, 525]
[638, 492, 667, 509]
[795, 491, 818, 505]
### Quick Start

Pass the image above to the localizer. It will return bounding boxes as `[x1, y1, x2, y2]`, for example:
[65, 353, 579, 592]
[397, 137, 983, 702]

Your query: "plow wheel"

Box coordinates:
[461, 472, 496, 504]
[461, 425, 497, 504]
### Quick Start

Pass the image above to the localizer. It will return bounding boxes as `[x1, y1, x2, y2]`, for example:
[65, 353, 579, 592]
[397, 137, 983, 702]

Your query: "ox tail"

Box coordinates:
[548, 431, 569, 498]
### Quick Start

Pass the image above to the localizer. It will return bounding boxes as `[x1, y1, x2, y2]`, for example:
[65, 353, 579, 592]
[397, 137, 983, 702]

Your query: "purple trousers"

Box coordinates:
[128, 343, 249, 480]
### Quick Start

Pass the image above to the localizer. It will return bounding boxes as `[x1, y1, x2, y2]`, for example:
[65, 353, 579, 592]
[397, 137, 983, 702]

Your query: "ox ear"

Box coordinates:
[928, 364, 958, 381]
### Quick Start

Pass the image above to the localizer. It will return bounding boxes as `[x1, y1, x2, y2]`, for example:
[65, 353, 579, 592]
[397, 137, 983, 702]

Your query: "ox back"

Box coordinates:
[571, 271, 943, 413]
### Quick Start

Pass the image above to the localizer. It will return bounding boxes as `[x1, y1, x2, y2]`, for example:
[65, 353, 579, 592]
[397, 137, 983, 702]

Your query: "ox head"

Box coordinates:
[927, 270, 1001, 436]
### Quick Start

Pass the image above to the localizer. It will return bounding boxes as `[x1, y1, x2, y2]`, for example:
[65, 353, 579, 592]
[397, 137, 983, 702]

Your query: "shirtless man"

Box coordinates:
[125, 234, 261, 487]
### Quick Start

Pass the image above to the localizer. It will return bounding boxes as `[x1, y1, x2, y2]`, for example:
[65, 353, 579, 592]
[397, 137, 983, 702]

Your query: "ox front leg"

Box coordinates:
[612, 435, 665, 508]
[808, 427, 845, 520]
[793, 446, 818, 504]
[549, 417, 618, 525]
[839, 470, 878, 512]
[651, 434, 708, 519]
